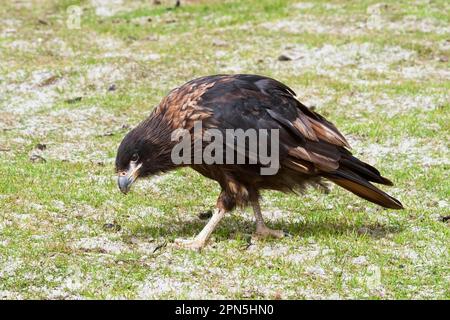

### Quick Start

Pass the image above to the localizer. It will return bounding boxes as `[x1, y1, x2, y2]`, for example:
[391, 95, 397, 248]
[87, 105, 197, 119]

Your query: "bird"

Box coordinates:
[115, 74, 403, 250]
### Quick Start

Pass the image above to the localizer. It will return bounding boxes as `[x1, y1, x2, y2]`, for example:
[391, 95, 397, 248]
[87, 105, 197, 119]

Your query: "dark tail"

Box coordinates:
[323, 155, 403, 209]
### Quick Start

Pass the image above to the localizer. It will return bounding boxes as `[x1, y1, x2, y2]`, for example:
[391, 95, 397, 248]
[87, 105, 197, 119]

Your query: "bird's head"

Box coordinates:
[115, 117, 176, 194]
[115, 127, 157, 194]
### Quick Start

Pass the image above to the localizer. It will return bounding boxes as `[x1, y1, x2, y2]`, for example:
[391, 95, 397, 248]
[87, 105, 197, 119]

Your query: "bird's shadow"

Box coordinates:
[130, 211, 403, 242]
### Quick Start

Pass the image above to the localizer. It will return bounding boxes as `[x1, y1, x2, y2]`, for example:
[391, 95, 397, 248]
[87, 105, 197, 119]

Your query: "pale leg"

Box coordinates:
[175, 208, 226, 250]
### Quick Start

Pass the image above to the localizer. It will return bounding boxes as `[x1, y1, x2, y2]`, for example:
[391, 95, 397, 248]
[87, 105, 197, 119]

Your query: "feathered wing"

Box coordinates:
[193, 74, 403, 209]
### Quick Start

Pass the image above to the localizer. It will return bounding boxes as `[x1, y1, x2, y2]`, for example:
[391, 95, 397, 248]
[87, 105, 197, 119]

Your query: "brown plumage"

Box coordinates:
[115, 74, 403, 250]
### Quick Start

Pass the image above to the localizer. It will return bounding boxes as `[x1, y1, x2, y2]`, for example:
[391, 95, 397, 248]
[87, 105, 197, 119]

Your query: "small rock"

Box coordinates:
[277, 54, 292, 61]
[35, 143, 46, 151]
[102, 223, 121, 232]
[438, 56, 448, 62]
[38, 19, 49, 25]
[198, 210, 213, 220]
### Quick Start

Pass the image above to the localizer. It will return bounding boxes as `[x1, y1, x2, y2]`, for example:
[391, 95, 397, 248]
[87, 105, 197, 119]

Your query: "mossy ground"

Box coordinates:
[0, 0, 449, 299]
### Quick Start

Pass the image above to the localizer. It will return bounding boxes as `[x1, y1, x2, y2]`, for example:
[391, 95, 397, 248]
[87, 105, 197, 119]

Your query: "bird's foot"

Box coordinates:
[253, 225, 288, 239]
[174, 238, 206, 251]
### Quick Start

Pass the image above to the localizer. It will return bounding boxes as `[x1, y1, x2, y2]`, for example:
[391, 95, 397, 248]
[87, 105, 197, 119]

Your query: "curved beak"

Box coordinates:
[118, 175, 134, 194]
[117, 163, 142, 194]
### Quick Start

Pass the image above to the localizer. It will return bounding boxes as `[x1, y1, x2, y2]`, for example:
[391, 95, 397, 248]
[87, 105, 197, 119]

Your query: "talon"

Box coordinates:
[174, 238, 205, 251]
[254, 225, 286, 239]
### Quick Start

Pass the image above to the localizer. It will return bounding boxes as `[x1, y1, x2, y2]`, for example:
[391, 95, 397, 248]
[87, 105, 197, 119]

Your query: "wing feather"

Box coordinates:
[309, 118, 350, 148]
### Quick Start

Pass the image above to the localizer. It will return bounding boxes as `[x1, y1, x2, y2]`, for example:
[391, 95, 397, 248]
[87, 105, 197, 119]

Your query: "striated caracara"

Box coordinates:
[115, 74, 403, 250]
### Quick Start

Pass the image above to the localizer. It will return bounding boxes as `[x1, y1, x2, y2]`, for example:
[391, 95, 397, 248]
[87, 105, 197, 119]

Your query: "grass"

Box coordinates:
[0, 0, 449, 299]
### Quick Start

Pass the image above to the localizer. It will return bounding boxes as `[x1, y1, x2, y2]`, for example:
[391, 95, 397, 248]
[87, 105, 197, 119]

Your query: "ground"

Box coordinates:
[0, 0, 449, 299]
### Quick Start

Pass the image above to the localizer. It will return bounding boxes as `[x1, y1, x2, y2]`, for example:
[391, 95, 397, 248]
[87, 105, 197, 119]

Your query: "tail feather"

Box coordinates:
[340, 156, 393, 186]
[324, 169, 403, 210]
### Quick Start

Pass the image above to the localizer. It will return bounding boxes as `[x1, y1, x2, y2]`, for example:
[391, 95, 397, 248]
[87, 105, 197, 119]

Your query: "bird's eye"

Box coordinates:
[130, 153, 139, 162]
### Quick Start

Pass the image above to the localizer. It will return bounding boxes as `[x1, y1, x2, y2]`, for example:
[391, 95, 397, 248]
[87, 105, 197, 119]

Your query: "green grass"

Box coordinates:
[0, 0, 449, 299]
